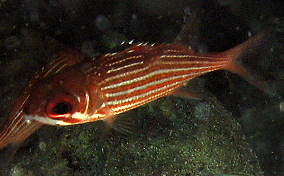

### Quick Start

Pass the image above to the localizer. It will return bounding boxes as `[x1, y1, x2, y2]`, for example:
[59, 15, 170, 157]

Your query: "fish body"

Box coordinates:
[0, 33, 266, 149]
[24, 44, 233, 126]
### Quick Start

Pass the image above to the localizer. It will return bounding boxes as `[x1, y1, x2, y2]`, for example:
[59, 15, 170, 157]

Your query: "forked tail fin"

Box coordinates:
[222, 30, 277, 96]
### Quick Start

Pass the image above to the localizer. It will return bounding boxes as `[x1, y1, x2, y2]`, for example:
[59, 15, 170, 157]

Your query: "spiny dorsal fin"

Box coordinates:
[174, 6, 202, 52]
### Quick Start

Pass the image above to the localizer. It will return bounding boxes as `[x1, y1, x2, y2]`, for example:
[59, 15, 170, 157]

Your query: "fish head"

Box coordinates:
[23, 66, 103, 126]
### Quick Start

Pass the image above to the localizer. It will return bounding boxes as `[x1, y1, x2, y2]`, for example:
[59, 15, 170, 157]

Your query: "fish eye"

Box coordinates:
[46, 99, 74, 119]
[52, 102, 72, 115]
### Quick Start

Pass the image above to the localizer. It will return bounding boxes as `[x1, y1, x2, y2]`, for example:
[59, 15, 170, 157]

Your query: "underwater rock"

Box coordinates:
[1, 96, 263, 175]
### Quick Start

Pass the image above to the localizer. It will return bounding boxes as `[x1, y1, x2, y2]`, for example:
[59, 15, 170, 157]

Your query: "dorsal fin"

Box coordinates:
[174, 6, 202, 52]
[123, 44, 153, 53]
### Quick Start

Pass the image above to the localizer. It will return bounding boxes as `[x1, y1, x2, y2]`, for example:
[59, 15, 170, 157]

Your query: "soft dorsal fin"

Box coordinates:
[174, 7, 202, 52]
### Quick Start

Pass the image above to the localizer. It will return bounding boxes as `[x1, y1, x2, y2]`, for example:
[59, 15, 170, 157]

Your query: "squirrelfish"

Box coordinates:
[0, 32, 267, 149]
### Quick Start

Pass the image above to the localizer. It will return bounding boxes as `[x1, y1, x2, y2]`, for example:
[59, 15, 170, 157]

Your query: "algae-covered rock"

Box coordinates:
[4, 96, 263, 175]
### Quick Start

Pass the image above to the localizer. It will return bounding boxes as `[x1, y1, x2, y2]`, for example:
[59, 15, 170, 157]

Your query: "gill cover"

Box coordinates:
[0, 49, 86, 149]
[23, 61, 91, 125]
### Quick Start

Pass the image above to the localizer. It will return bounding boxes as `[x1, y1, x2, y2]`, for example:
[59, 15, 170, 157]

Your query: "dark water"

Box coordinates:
[0, 0, 283, 175]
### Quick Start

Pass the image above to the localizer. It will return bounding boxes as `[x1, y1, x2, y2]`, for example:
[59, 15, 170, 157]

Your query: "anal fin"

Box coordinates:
[171, 77, 211, 100]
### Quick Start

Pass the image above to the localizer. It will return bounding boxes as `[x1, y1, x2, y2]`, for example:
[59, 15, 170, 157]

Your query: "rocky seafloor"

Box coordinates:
[0, 0, 284, 175]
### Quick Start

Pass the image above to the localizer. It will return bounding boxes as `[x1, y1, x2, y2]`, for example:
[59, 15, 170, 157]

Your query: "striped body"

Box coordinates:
[0, 32, 265, 149]
[95, 44, 229, 116]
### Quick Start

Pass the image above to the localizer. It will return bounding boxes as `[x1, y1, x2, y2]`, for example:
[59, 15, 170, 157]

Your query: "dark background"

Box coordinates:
[0, 0, 284, 175]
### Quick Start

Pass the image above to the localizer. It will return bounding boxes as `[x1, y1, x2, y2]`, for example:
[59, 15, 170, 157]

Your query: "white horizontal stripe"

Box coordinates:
[107, 55, 143, 67]
[162, 60, 228, 65]
[24, 112, 96, 126]
[163, 49, 186, 53]
[104, 53, 117, 57]
[107, 61, 144, 73]
[102, 66, 219, 90]
[160, 54, 193, 58]
[106, 81, 182, 106]
[111, 86, 175, 113]
[105, 71, 203, 98]
[103, 66, 149, 85]
[160, 55, 226, 60]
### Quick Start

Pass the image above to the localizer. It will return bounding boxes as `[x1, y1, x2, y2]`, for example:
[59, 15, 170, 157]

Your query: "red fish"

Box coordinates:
[0, 32, 268, 149]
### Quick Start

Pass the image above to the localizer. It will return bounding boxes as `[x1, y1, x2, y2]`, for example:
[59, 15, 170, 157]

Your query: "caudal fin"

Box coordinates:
[222, 30, 278, 96]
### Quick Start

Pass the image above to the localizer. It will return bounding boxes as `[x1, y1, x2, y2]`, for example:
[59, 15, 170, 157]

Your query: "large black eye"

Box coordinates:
[52, 102, 72, 115]
[46, 99, 74, 119]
